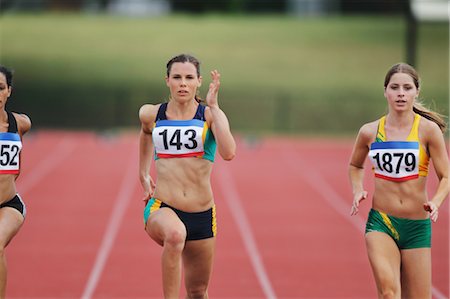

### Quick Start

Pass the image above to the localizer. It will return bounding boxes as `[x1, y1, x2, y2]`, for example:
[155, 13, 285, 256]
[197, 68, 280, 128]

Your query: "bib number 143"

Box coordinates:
[158, 129, 198, 150]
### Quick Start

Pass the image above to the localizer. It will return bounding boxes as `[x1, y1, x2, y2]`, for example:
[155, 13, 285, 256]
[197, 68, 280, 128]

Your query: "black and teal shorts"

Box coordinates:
[144, 198, 217, 241]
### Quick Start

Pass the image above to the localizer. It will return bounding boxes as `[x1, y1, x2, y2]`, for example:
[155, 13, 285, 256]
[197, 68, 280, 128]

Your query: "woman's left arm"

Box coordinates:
[424, 122, 449, 221]
[206, 70, 236, 161]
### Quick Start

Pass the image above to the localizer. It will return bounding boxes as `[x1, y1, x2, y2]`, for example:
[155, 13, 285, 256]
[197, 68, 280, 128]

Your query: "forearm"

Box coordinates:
[209, 106, 236, 160]
[430, 176, 449, 208]
[139, 129, 153, 182]
[349, 164, 365, 194]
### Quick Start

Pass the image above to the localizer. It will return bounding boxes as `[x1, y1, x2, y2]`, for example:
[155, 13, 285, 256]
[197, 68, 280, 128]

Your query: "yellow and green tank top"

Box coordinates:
[368, 114, 429, 181]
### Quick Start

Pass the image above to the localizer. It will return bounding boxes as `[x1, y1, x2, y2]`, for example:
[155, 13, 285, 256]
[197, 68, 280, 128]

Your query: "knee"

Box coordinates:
[186, 285, 208, 299]
[163, 229, 186, 252]
[378, 284, 399, 299]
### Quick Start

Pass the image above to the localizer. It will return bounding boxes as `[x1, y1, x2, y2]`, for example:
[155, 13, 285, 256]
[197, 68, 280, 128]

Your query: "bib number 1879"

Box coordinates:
[373, 152, 416, 174]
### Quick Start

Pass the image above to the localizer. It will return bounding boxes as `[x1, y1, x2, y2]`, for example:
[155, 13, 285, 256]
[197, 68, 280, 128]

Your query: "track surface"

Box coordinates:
[5, 131, 449, 298]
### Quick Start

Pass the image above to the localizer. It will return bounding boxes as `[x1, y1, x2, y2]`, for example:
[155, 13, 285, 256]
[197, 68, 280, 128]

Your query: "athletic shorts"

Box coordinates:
[0, 194, 26, 218]
[365, 209, 431, 249]
[144, 198, 217, 241]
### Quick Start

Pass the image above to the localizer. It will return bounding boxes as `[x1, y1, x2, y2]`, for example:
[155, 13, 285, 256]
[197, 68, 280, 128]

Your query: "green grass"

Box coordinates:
[0, 13, 448, 134]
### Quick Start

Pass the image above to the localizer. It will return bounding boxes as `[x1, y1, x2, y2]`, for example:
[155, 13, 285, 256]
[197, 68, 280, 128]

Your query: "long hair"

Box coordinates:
[384, 63, 447, 133]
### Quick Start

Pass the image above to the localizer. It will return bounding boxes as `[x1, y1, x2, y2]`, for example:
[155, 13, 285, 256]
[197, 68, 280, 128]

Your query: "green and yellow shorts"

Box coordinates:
[365, 209, 431, 249]
[144, 198, 217, 241]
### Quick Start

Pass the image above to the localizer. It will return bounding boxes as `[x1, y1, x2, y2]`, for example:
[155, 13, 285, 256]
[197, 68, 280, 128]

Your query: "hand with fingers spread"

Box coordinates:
[423, 201, 439, 222]
[206, 70, 221, 108]
[350, 190, 368, 216]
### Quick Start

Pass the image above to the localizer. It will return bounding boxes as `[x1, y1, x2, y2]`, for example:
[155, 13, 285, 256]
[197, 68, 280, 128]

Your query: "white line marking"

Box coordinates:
[285, 148, 448, 299]
[215, 160, 277, 299]
[18, 137, 76, 194]
[81, 150, 137, 299]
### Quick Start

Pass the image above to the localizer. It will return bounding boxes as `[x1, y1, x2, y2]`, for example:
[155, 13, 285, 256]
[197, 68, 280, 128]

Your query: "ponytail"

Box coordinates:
[384, 63, 447, 133]
[413, 101, 447, 133]
[194, 95, 203, 104]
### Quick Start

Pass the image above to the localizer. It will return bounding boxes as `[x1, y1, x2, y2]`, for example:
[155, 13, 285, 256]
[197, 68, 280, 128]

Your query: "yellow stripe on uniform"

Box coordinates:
[379, 211, 400, 240]
[150, 198, 162, 213]
[202, 122, 208, 144]
[212, 205, 217, 237]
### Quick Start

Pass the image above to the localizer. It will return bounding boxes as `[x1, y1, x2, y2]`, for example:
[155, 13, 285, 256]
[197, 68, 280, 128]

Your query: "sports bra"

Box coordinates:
[368, 114, 429, 182]
[152, 103, 216, 162]
[0, 111, 22, 174]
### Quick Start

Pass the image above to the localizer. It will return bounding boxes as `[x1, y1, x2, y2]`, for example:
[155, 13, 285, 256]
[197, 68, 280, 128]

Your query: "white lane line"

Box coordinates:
[215, 160, 277, 299]
[18, 137, 76, 194]
[284, 148, 448, 299]
[81, 150, 137, 299]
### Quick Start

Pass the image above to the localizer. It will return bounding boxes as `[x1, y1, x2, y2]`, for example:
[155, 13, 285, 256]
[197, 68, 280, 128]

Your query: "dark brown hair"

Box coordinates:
[384, 62, 447, 133]
[0, 65, 14, 88]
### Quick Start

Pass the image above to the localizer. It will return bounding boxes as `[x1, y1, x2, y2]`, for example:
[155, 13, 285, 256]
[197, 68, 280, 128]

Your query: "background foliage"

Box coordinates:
[0, 13, 448, 134]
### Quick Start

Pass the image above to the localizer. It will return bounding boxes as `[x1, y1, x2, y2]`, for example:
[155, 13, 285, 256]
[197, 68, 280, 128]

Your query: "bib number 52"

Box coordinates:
[0, 144, 20, 167]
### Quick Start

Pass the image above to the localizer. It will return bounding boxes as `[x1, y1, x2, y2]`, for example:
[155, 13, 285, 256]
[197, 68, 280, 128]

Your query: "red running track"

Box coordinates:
[5, 131, 449, 298]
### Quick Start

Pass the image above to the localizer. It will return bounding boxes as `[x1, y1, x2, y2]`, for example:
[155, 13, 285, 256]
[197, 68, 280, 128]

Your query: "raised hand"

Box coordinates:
[205, 70, 221, 108]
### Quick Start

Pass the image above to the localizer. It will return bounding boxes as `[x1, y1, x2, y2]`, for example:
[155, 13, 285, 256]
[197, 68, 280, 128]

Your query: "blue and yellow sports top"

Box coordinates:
[368, 114, 429, 182]
[152, 103, 216, 162]
[0, 111, 22, 175]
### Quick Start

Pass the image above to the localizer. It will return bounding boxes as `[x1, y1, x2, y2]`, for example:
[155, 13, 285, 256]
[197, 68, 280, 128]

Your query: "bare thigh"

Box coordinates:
[183, 238, 216, 292]
[0, 207, 24, 248]
[400, 248, 431, 299]
[145, 207, 186, 246]
[366, 232, 401, 298]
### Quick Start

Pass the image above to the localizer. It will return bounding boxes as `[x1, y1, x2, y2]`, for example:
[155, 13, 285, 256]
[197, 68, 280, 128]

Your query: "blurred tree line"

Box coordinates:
[0, 0, 408, 14]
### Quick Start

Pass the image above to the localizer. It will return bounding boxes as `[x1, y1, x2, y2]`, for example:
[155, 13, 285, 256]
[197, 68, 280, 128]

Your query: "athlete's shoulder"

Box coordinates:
[139, 103, 162, 124]
[419, 116, 444, 142]
[12, 112, 31, 136]
[357, 119, 379, 142]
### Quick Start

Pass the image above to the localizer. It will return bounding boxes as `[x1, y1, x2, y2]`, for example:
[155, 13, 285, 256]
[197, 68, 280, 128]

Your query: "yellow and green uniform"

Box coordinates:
[366, 114, 432, 249]
[365, 209, 431, 249]
[368, 114, 429, 181]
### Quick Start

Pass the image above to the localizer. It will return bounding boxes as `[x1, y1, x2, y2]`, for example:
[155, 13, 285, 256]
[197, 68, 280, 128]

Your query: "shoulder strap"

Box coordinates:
[406, 114, 420, 141]
[193, 104, 206, 121]
[155, 103, 168, 121]
[375, 116, 386, 142]
[6, 111, 18, 133]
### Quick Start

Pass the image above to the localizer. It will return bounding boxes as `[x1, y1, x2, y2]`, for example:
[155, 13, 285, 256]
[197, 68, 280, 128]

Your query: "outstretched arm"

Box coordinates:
[206, 70, 236, 161]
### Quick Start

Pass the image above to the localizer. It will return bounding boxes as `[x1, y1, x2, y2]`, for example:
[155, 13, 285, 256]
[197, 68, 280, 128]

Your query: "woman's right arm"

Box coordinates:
[139, 104, 157, 204]
[349, 124, 372, 215]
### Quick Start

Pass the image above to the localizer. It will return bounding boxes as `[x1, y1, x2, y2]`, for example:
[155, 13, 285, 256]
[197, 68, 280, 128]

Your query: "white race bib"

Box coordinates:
[152, 119, 205, 158]
[0, 133, 22, 174]
[369, 141, 419, 181]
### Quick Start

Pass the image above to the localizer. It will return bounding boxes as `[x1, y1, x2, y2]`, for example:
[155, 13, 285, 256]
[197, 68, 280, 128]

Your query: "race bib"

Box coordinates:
[0, 133, 22, 174]
[153, 119, 205, 158]
[369, 141, 419, 182]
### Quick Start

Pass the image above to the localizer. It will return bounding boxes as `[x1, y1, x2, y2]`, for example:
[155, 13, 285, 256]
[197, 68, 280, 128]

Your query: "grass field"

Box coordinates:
[0, 13, 448, 134]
